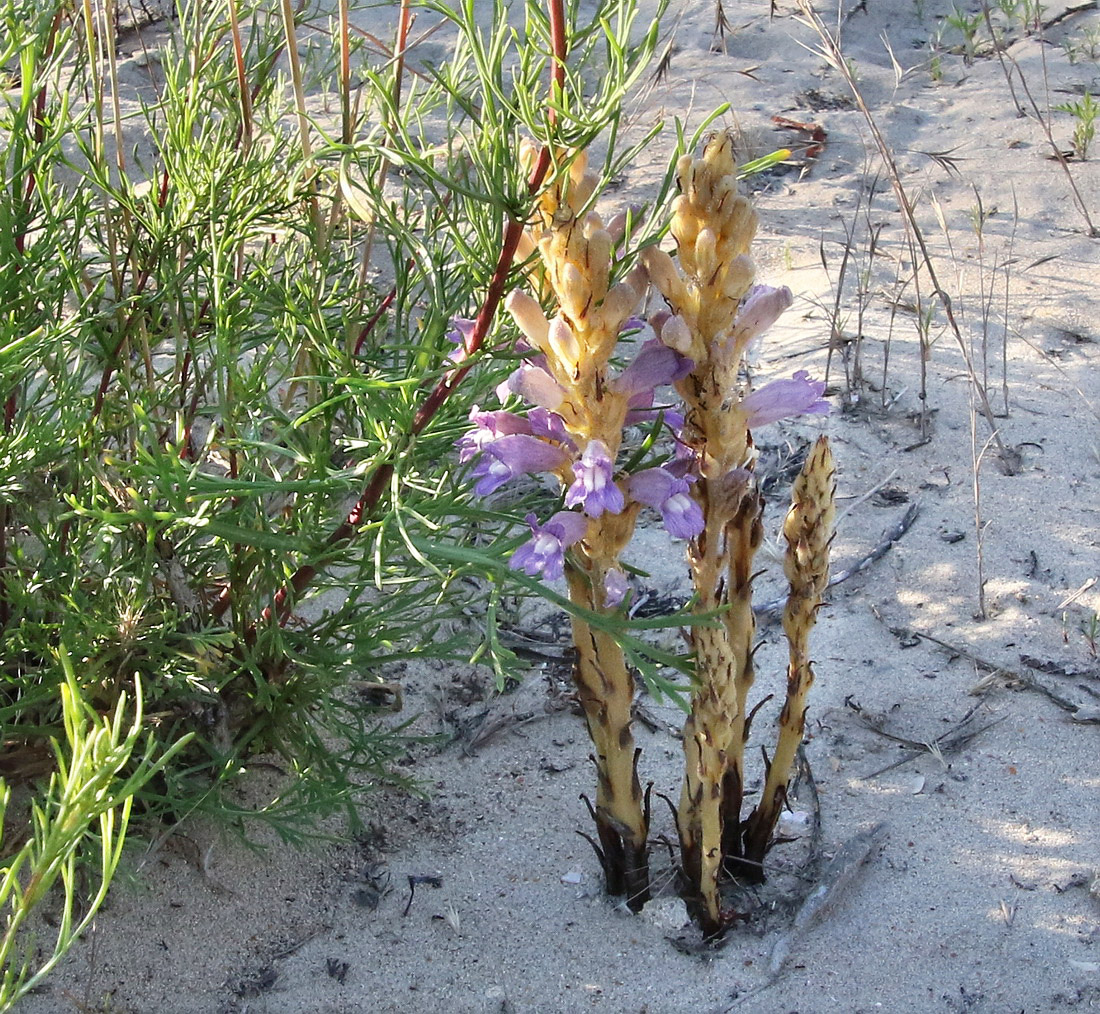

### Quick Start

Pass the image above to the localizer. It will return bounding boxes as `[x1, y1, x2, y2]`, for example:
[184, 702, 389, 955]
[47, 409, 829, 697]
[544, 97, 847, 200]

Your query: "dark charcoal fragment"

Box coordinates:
[226, 965, 277, 998]
[326, 957, 350, 984]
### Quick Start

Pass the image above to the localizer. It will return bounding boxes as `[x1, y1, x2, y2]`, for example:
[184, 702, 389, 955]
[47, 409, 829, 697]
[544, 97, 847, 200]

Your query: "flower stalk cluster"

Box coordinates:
[461, 134, 834, 934]
[644, 133, 832, 933]
[464, 147, 699, 907]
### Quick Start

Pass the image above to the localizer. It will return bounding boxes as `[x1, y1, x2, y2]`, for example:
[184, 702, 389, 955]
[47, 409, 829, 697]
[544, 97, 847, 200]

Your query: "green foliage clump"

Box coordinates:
[0, 0, 665, 997]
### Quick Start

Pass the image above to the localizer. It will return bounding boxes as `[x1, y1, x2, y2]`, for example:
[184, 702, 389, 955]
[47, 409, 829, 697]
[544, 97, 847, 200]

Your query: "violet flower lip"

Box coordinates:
[509, 510, 587, 581]
[741, 370, 829, 428]
[565, 439, 625, 518]
[458, 407, 533, 463]
[471, 433, 571, 495]
[610, 338, 693, 397]
[527, 406, 575, 448]
[628, 466, 705, 539]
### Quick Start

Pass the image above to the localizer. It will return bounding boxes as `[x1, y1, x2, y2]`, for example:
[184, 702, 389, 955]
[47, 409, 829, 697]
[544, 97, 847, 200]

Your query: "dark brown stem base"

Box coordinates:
[678, 839, 718, 936]
[581, 788, 650, 912]
[738, 782, 788, 880]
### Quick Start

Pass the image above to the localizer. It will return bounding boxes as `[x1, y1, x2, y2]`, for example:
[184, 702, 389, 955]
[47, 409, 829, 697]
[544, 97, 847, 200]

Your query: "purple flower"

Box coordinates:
[741, 370, 829, 428]
[565, 440, 624, 517]
[624, 389, 685, 431]
[527, 407, 574, 449]
[471, 434, 571, 496]
[458, 407, 533, 462]
[496, 361, 565, 411]
[510, 511, 588, 581]
[611, 338, 693, 398]
[603, 568, 629, 608]
[733, 285, 793, 341]
[628, 467, 704, 539]
[446, 318, 477, 365]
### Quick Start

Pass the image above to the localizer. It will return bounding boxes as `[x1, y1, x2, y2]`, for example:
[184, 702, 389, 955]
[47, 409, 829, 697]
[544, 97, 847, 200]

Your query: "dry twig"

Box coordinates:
[912, 631, 1100, 724]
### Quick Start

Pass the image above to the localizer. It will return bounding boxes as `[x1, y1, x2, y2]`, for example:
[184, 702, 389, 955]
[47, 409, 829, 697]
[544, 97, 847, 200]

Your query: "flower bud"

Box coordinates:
[519, 138, 540, 174]
[514, 229, 538, 267]
[712, 176, 737, 216]
[694, 228, 719, 282]
[601, 273, 645, 330]
[723, 254, 756, 302]
[675, 153, 694, 191]
[506, 290, 550, 352]
[587, 228, 612, 275]
[547, 315, 581, 371]
[642, 247, 684, 305]
[732, 284, 793, 342]
[569, 169, 598, 212]
[559, 262, 589, 322]
[660, 314, 693, 355]
[603, 568, 628, 609]
[605, 204, 642, 244]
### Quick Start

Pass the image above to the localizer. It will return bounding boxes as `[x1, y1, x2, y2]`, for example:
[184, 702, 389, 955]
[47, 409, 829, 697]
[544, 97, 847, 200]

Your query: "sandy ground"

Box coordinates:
[19, 0, 1100, 1011]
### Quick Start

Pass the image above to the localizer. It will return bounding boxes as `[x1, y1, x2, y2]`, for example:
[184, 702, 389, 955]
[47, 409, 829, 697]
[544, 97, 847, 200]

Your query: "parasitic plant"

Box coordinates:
[462, 146, 699, 907]
[644, 132, 833, 935]
[465, 131, 835, 933]
[741, 436, 835, 863]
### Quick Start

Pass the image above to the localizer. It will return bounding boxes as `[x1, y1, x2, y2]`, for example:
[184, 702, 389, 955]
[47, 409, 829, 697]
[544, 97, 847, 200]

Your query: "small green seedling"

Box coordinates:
[1083, 612, 1099, 659]
[1054, 91, 1098, 159]
[946, 5, 984, 61]
[995, 0, 1024, 20]
[1022, 0, 1046, 33]
[1063, 25, 1100, 65]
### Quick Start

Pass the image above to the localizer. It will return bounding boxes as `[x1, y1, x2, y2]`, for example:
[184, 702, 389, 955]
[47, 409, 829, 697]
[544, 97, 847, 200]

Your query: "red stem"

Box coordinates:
[352, 268, 404, 358]
[2, 7, 64, 629]
[392, 0, 413, 117]
[211, 0, 568, 626]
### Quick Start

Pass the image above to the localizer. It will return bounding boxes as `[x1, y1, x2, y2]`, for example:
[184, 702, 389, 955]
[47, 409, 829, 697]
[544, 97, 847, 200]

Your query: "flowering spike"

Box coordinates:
[742, 436, 835, 863]
[466, 145, 657, 908]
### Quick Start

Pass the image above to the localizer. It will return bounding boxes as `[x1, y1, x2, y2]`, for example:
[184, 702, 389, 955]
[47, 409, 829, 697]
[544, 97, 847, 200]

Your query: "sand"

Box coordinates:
[17, 1, 1100, 1011]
